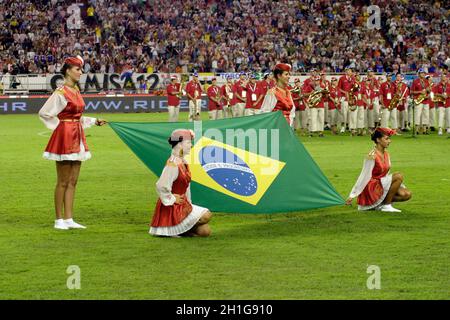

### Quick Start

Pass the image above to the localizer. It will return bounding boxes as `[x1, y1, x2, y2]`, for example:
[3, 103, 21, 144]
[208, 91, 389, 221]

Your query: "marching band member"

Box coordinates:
[186, 72, 203, 121]
[261, 63, 295, 126]
[150, 129, 212, 237]
[207, 77, 223, 120]
[38, 55, 107, 230]
[328, 77, 340, 135]
[347, 73, 360, 136]
[411, 69, 431, 134]
[366, 69, 380, 130]
[428, 74, 437, 132]
[220, 75, 234, 118]
[231, 72, 247, 117]
[367, 69, 381, 128]
[395, 74, 410, 131]
[346, 127, 412, 212]
[355, 75, 369, 136]
[301, 76, 314, 133]
[435, 73, 450, 135]
[308, 76, 326, 137]
[379, 73, 396, 128]
[166, 75, 181, 122]
[291, 78, 303, 132]
[320, 71, 331, 129]
[338, 66, 355, 133]
[244, 74, 263, 116]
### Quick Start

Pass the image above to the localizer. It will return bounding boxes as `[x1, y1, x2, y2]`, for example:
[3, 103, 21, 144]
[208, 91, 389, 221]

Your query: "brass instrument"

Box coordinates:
[432, 85, 446, 104]
[432, 95, 445, 104]
[413, 80, 432, 105]
[388, 82, 403, 111]
[177, 82, 185, 98]
[348, 82, 360, 111]
[307, 87, 329, 108]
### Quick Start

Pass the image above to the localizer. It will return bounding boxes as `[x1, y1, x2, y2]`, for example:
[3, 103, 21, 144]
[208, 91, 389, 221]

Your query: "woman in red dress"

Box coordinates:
[39, 56, 107, 230]
[261, 63, 296, 126]
[150, 129, 212, 237]
[346, 127, 412, 212]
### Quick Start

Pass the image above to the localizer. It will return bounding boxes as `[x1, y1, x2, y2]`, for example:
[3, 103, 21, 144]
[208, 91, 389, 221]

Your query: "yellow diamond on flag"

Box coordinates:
[186, 137, 286, 205]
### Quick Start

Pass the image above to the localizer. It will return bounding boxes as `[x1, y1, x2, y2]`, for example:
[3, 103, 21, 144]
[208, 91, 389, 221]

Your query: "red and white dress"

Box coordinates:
[39, 86, 97, 161]
[150, 152, 209, 236]
[348, 150, 395, 210]
[261, 86, 295, 126]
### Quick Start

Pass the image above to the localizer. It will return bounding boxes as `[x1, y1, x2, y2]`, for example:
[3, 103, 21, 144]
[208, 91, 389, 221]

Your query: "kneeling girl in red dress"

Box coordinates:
[39, 56, 107, 230]
[346, 127, 412, 212]
[150, 129, 212, 237]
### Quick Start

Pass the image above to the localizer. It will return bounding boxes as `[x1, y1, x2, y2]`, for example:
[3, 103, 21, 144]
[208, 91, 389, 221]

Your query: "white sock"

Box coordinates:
[64, 218, 74, 223]
[55, 219, 64, 223]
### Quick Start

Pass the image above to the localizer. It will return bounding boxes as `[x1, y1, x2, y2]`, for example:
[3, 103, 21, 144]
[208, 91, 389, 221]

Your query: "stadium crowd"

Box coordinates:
[0, 0, 448, 76]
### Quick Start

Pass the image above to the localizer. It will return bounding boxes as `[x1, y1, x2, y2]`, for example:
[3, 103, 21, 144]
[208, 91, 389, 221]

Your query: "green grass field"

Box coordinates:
[0, 112, 449, 300]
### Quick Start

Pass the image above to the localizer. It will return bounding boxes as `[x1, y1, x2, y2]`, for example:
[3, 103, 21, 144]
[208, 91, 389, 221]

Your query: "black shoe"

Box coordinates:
[430, 127, 436, 132]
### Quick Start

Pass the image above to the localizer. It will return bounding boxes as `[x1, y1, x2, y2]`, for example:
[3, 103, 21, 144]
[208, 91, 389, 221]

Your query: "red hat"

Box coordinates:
[170, 75, 178, 80]
[376, 127, 396, 136]
[169, 129, 195, 142]
[273, 63, 291, 72]
[64, 55, 84, 67]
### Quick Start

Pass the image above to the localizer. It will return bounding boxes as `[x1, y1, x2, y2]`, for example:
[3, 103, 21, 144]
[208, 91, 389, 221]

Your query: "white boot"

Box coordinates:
[64, 218, 86, 229]
[438, 128, 443, 135]
[340, 126, 345, 133]
[380, 204, 401, 212]
[54, 219, 69, 230]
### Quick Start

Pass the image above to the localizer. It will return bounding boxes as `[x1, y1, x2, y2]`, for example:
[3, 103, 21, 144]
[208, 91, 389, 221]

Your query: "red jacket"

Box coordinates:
[337, 75, 355, 101]
[411, 78, 431, 104]
[231, 80, 246, 105]
[245, 82, 262, 109]
[207, 85, 222, 110]
[166, 83, 181, 106]
[379, 81, 395, 108]
[185, 80, 202, 101]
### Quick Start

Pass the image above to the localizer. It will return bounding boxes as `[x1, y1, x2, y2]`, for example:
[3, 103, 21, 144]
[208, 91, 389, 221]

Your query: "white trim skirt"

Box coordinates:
[149, 204, 209, 236]
[358, 174, 392, 211]
[43, 142, 92, 161]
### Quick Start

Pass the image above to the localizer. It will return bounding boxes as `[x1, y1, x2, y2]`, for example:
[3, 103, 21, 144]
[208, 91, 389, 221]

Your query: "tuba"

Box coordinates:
[307, 88, 329, 108]
[348, 82, 360, 111]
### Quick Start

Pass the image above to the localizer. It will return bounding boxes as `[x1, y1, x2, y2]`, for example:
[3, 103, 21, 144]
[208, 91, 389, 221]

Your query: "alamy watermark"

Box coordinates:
[66, 265, 81, 290]
[192, 121, 282, 176]
[367, 5, 381, 30]
[366, 265, 381, 290]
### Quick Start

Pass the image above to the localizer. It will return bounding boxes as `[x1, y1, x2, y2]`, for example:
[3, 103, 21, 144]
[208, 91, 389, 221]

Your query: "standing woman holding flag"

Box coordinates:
[346, 127, 412, 212]
[38, 56, 107, 230]
[261, 63, 296, 126]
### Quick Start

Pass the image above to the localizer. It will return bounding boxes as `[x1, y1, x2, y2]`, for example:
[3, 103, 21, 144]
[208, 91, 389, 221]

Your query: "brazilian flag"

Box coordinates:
[109, 111, 344, 213]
